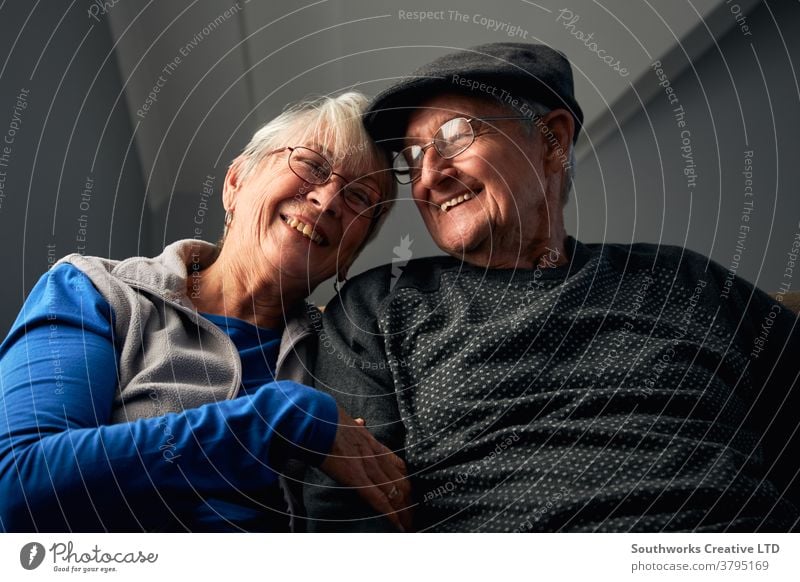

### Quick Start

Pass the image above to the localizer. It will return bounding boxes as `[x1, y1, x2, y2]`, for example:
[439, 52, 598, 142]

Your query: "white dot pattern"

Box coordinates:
[375, 243, 797, 532]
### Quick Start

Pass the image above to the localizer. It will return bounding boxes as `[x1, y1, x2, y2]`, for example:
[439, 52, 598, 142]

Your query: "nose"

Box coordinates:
[307, 179, 343, 216]
[418, 146, 457, 190]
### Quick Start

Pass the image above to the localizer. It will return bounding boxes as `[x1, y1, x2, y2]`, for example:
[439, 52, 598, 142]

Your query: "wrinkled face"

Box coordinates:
[403, 93, 557, 268]
[224, 144, 385, 290]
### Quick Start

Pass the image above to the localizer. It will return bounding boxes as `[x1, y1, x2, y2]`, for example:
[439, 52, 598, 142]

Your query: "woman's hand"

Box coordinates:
[319, 407, 413, 532]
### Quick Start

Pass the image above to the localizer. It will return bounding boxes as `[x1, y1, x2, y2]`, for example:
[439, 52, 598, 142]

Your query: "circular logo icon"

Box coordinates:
[20, 542, 46, 570]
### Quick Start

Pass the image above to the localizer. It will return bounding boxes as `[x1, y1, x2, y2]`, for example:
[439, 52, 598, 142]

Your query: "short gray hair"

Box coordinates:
[237, 91, 396, 211]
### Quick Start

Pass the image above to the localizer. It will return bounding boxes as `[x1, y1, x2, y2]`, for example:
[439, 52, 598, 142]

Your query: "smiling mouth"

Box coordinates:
[440, 190, 480, 212]
[281, 214, 327, 245]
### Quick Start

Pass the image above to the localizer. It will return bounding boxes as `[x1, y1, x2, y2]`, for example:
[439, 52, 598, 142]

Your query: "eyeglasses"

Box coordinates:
[392, 116, 533, 184]
[270, 146, 385, 219]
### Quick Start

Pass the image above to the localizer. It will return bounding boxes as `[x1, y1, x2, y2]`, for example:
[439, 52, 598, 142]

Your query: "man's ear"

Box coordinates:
[222, 156, 246, 212]
[336, 263, 350, 284]
[540, 109, 574, 174]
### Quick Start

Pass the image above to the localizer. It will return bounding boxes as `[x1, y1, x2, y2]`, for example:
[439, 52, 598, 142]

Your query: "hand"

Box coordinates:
[319, 407, 413, 532]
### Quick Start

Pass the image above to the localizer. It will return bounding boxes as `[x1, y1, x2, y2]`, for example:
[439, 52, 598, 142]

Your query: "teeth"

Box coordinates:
[441, 192, 473, 212]
[282, 215, 323, 245]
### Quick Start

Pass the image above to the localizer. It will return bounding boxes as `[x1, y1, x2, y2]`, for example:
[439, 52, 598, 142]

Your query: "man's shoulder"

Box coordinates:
[346, 255, 458, 294]
[581, 240, 718, 281]
[585, 240, 708, 266]
[584, 240, 774, 311]
[323, 255, 457, 322]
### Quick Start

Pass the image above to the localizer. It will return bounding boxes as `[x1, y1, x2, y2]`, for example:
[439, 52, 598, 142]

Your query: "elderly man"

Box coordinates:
[303, 43, 800, 532]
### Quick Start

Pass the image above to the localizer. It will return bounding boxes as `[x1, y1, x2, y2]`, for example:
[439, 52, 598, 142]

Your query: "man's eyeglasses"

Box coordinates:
[270, 146, 385, 219]
[392, 116, 533, 184]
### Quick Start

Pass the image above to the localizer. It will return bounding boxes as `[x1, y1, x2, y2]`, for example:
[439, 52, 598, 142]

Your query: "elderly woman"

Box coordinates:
[0, 92, 410, 532]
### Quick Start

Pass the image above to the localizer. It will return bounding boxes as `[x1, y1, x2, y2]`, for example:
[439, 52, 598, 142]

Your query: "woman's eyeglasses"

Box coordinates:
[270, 146, 385, 219]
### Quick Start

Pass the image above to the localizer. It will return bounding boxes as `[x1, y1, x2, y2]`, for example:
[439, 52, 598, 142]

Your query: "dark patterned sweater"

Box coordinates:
[303, 238, 800, 532]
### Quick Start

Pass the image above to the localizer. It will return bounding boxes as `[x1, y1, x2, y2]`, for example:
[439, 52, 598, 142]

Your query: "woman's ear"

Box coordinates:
[540, 109, 574, 174]
[222, 156, 246, 213]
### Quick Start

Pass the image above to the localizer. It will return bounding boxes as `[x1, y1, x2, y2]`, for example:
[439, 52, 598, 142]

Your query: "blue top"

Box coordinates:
[0, 263, 338, 532]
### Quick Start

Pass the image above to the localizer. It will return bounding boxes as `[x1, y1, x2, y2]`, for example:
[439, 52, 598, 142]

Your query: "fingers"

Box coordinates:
[359, 447, 398, 495]
[357, 482, 407, 531]
[356, 448, 413, 531]
[359, 437, 412, 508]
[331, 445, 408, 531]
[376, 442, 408, 478]
[384, 483, 414, 532]
[322, 408, 414, 531]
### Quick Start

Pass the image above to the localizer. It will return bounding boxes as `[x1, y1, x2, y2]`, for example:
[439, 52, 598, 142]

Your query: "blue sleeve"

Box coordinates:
[0, 263, 338, 532]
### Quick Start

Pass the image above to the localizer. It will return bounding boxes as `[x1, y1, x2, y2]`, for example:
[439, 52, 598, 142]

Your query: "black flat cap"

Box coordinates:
[364, 42, 583, 151]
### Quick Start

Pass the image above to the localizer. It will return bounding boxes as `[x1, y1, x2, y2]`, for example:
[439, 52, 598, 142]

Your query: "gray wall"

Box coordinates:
[1, 1, 798, 335]
[0, 3, 147, 334]
[308, 0, 800, 304]
[101, 0, 747, 307]
[570, 0, 800, 294]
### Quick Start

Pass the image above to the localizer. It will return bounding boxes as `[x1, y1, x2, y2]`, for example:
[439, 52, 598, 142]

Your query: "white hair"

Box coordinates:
[230, 91, 396, 246]
[237, 91, 396, 208]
